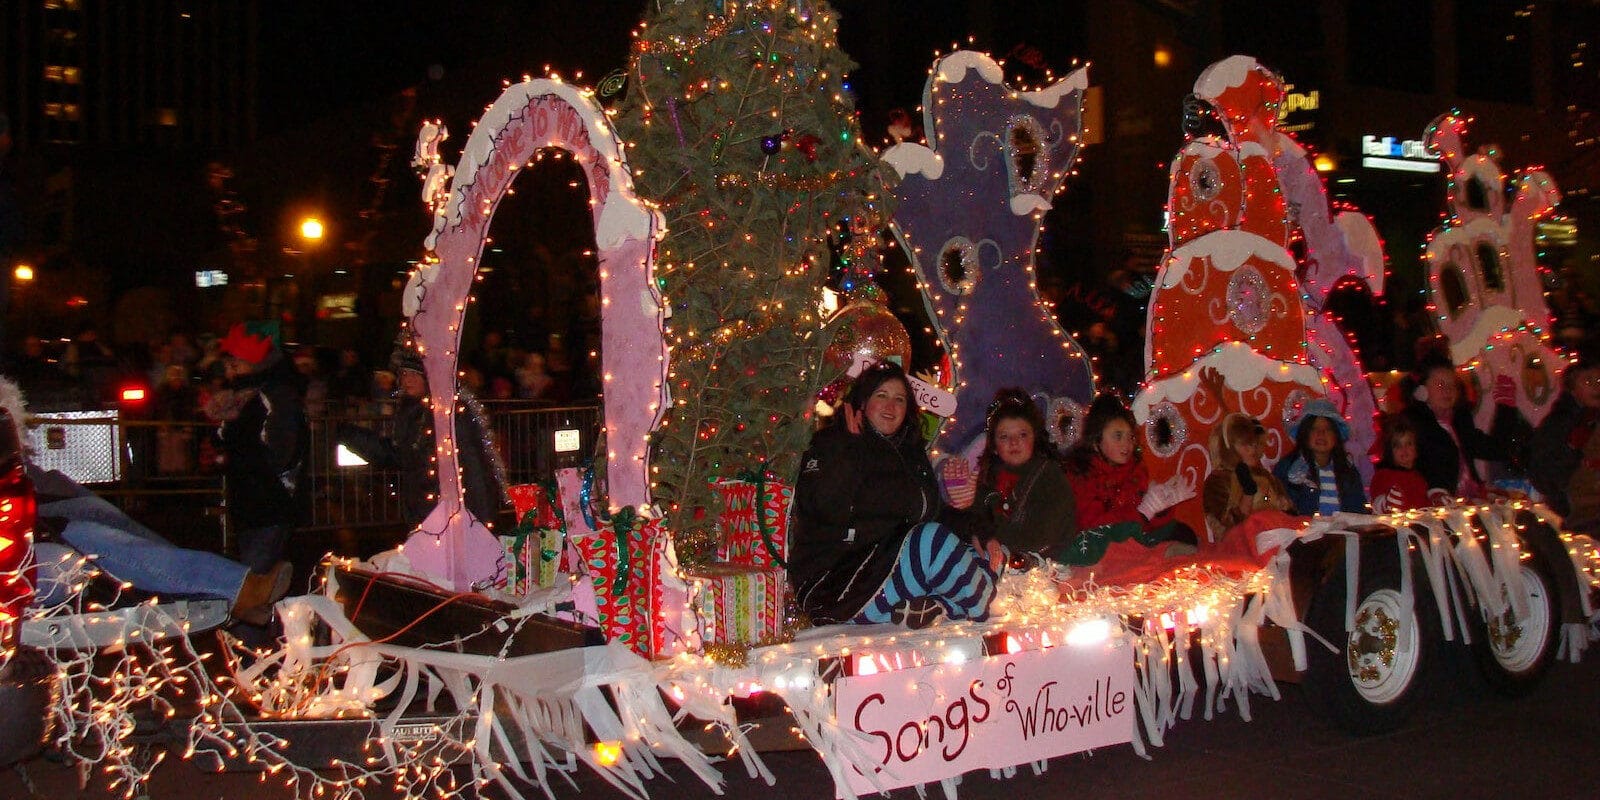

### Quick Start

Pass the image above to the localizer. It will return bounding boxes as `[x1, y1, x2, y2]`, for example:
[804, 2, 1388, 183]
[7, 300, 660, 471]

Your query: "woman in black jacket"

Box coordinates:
[790, 361, 995, 629]
[1400, 354, 1525, 502]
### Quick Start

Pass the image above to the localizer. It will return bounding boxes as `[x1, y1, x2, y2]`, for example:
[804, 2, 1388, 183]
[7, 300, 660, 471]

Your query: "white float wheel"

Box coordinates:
[1303, 536, 1441, 735]
[1344, 588, 1423, 705]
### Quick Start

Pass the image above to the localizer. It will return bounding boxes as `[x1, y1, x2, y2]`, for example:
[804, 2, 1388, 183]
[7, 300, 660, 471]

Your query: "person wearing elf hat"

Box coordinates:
[208, 321, 308, 575]
[0, 375, 293, 624]
[336, 331, 508, 528]
[1273, 398, 1369, 517]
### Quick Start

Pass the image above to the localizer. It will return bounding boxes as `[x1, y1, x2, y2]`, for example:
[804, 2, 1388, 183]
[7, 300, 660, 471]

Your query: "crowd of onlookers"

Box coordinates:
[5, 314, 605, 423]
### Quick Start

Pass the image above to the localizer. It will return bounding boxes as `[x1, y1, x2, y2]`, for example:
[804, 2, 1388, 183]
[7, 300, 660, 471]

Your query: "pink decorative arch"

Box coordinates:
[402, 79, 668, 590]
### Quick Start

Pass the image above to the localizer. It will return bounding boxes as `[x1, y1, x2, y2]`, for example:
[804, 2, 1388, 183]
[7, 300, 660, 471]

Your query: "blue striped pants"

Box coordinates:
[852, 522, 997, 623]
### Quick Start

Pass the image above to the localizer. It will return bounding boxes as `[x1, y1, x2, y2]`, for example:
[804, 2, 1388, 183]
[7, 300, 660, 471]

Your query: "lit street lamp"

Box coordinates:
[299, 217, 325, 243]
[12, 264, 33, 282]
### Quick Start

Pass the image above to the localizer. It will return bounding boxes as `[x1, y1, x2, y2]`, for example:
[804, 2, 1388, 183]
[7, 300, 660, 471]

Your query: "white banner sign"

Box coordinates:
[846, 354, 958, 418]
[834, 638, 1134, 796]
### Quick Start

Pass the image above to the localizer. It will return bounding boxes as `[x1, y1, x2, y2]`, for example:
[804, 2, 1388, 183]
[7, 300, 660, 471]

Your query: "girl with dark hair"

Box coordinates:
[790, 361, 995, 629]
[1369, 413, 1430, 513]
[960, 389, 1077, 571]
[1057, 394, 1196, 568]
[1272, 399, 1368, 516]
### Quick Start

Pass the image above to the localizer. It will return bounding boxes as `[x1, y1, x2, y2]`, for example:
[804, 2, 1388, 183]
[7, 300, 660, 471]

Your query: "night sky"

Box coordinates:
[255, 1, 1089, 141]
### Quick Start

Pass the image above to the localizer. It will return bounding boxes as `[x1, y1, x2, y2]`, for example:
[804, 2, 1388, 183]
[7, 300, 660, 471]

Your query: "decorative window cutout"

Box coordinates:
[1225, 265, 1270, 335]
[1048, 396, 1085, 452]
[1440, 264, 1471, 318]
[1465, 176, 1490, 212]
[1144, 402, 1187, 459]
[937, 237, 979, 295]
[1475, 240, 1505, 292]
[1191, 158, 1223, 202]
[1004, 115, 1050, 198]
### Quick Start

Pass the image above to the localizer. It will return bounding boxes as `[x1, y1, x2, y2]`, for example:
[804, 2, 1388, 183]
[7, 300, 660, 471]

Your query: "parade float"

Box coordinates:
[0, 2, 1597, 799]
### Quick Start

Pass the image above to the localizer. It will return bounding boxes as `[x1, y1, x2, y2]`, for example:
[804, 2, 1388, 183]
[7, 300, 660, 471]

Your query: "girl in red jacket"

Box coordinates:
[1064, 394, 1197, 562]
[1369, 414, 1432, 513]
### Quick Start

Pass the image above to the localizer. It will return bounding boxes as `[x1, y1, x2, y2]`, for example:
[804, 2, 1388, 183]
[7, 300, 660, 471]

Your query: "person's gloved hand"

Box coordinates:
[1136, 475, 1197, 519]
[1493, 374, 1517, 407]
[940, 458, 976, 510]
[1373, 485, 1406, 514]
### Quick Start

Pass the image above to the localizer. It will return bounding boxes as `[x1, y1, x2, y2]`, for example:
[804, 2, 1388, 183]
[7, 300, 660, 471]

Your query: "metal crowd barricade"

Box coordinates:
[304, 401, 603, 531]
[27, 401, 603, 538]
[25, 413, 229, 552]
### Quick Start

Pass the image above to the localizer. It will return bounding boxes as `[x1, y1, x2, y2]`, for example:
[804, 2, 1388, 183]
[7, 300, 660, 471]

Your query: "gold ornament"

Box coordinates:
[822, 299, 912, 383]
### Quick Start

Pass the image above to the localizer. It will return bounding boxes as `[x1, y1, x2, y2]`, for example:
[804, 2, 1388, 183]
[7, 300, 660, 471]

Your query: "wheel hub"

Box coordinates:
[1344, 588, 1420, 704]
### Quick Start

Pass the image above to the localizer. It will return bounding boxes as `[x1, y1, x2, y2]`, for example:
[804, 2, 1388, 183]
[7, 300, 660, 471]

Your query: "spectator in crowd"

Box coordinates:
[293, 347, 329, 416]
[469, 330, 512, 387]
[328, 347, 372, 409]
[790, 360, 994, 629]
[370, 369, 397, 411]
[338, 336, 508, 527]
[65, 324, 119, 404]
[515, 351, 558, 402]
[207, 322, 308, 573]
[1529, 354, 1600, 518]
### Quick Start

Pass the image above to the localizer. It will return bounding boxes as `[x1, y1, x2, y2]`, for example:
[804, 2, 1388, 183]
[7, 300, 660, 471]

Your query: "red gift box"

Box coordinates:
[507, 483, 563, 530]
[572, 514, 679, 659]
[710, 475, 793, 568]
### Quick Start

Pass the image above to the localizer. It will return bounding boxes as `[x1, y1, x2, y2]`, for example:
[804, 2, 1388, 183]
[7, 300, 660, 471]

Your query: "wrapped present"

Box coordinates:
[572, 510, 670, 659]
[507, 482, 563, 531]
[684, 562, 786, 647]
[710, 473, 793, 568]
[497, 528, 571, 596]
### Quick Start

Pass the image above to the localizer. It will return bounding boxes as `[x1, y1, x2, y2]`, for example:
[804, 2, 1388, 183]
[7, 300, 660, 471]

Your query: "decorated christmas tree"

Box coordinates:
[615, 0, 891, 548]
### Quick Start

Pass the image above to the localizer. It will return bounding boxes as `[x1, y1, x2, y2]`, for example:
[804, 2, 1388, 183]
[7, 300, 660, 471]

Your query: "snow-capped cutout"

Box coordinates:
[1010, 194, 1051, 215]
[1160, 230, 1298, 289]
[405, 78, 668, 590]
[1023, 65, 1090, 109]
[1133, 342, 1324, 424]
[936, 50, 1006, 86]
[882, 143, 946, 179]
[1448, 305, 1528, 364]
[895, 51, 1094, 456]
[1192, 55, 1261, 100]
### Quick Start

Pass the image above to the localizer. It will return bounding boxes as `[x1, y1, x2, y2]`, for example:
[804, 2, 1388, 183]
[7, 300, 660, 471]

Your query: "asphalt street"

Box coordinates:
[4, 646, 1597, 800]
